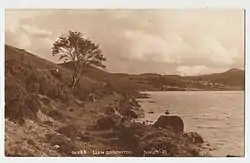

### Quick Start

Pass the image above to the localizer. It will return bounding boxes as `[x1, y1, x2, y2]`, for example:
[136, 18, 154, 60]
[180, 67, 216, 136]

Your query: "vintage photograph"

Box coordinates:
[4, 9, 244, 157]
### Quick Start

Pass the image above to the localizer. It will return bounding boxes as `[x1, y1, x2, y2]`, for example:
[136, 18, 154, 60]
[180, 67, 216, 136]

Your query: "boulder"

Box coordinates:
[184, 132, 204, 144]
[153, 115, 184, 133]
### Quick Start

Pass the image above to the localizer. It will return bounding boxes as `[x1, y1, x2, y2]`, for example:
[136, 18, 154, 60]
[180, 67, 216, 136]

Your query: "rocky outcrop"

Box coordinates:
[139, 129, 200, 156]
[115, 120, 203, 157]
[153, 115, 184, 133]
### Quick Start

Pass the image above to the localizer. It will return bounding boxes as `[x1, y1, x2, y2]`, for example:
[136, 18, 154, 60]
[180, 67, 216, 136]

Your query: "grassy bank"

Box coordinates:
[5, 45, 210, 157]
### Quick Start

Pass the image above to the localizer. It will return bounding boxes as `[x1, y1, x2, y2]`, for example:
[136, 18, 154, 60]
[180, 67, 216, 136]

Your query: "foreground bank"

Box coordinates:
[5, 45, 210, 157]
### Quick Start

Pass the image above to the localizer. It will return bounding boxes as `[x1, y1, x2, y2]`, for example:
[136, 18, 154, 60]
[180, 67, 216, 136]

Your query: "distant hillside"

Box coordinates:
[60, 60, 244, 91]
[184, 68, 245, 90]
[7, 44, 244, 94]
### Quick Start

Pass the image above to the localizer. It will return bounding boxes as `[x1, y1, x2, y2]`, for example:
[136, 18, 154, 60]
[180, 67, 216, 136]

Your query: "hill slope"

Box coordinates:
[5, 44, 212, 157]
[185, 68, 245, 89]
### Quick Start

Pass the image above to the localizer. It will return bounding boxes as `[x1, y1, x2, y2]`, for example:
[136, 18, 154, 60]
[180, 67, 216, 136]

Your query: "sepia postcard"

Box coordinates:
[4, 9, 245, 157]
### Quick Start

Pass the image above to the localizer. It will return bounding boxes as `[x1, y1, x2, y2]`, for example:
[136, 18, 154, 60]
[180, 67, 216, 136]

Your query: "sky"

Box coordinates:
[5, 9, 244, 75]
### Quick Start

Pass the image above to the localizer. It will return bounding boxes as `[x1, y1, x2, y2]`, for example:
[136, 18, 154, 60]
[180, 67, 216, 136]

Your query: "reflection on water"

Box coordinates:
[140, 91, 244, 157]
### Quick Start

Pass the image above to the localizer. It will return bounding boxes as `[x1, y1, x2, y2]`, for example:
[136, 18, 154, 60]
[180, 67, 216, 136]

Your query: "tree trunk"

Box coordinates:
[71, 75, 77, 90]
[71, 74, 81, 92]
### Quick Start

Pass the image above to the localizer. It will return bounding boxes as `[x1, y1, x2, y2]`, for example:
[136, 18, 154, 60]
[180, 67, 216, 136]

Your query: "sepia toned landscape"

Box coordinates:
[5, 9, 244, 157]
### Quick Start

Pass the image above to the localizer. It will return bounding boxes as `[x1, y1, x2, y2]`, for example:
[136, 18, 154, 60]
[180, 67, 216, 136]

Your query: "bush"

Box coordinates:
[37, 71, 71, 102]
[5, 77, 39, 124]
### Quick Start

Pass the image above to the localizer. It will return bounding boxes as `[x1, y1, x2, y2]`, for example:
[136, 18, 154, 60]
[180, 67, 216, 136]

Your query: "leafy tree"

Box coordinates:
[52, 30, 106, 90]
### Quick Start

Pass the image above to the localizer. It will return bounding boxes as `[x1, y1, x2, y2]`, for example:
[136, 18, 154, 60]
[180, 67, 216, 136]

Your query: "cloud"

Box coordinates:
[5, 24, 54, 61]
[177, 65, 208, 76]
[20, 25, 52, 38]
[5, 9, 244, 75]
[5, 29, 32, 49]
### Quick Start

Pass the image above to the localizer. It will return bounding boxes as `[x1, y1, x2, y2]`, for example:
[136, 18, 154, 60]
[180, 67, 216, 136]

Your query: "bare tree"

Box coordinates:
[52, 30, 106, 90]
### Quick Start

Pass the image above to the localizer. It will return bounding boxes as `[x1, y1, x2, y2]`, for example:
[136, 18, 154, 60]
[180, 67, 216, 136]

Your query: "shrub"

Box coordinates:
[5, 77, 39, 124]
[37, 71, 71, 102]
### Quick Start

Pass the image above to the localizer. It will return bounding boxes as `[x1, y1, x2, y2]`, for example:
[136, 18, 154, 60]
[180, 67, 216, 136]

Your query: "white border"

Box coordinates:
[0, 0, 249, 163]
[0, 6, 4, 160]
[0, 0, 247, 8]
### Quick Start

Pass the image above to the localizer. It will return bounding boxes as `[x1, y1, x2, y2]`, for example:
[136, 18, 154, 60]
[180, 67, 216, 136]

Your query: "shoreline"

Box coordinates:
[138, 91, 244, 157]
[107, 91, 212, 156]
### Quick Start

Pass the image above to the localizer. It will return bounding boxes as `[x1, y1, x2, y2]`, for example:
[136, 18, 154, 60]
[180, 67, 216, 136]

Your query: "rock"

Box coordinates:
[113, 120, 205, 156]
[53, 144, 60, 150]
[153, 115, 184, 133]
[184, 132, 204, 144]
[46, 133, 81, 156]
[165, 110, 170, 115]
[139, 129, 200, 157]
[148, 111, 154, 114]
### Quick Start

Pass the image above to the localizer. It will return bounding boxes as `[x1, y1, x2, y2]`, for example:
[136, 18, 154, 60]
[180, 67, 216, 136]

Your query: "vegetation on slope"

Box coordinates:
[5, 44, 211, 157]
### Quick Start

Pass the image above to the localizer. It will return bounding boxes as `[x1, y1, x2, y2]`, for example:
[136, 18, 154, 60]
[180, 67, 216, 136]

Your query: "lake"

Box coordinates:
[140, 91, 244, 157]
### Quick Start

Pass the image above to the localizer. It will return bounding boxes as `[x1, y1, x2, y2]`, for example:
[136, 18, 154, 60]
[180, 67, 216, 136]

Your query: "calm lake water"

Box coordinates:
[140, 91, 244, 157]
